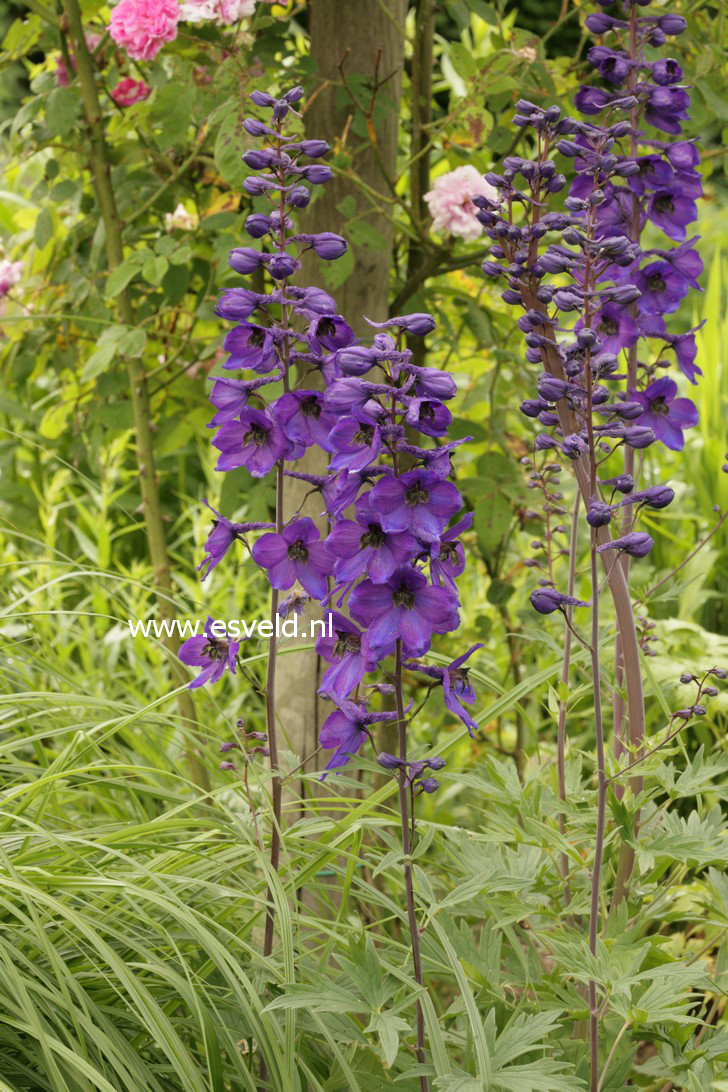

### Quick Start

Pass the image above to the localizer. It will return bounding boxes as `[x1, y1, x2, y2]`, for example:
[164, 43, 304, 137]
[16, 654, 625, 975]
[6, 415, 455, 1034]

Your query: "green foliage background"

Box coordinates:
[0, 1, 727, 1088]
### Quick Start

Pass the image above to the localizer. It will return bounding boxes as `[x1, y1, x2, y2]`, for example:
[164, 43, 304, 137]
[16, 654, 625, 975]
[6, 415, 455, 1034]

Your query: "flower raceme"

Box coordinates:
[179, 85, 478, 781]
[476, 0, 700, 611]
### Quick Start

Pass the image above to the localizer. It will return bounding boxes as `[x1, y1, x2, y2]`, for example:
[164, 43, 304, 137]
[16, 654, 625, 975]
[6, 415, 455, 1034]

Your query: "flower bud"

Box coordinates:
[249, 90, 275, 107]
[301, 165, 334, 184]
[426, 756, 446, 770]
[586, 500, 614, 527]
[288, 185, 311, 208]
[311, 232, 347, 260]
[229, 247, 263, 274]
[245, 213, 272, 239]
[268, 252, 298, 280]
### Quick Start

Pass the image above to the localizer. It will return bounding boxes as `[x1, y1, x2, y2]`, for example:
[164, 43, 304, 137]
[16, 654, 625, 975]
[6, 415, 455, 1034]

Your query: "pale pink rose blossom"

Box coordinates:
[179, 0, 255, 24]
[0, 260, 24, 299]
[164, 204, 199, 232]
[109, 0, 179, 61]
[424, 165, 499, 242]
[111, 77, 152, 106]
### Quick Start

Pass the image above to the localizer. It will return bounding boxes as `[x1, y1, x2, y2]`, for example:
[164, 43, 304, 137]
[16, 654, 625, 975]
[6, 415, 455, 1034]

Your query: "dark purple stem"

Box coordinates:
[557, 490, 580, 905]
[395, 638, 429, 1092]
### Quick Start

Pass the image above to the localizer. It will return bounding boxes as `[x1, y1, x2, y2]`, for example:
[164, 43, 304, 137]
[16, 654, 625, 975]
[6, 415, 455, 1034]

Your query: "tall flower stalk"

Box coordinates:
[475, 1, 702, 1083]
[181, 87, 478, 1079]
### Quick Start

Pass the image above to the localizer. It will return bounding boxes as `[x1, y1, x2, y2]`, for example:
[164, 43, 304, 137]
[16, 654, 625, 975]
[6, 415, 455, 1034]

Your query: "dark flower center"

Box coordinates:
[653, 194, 674, 215]
[354, 425, 374, 446]
[202, 638, 228, 661]
[438, 543, 459, 563]
[249, 328, 266, 348]
[249, 423, 268, 446]
[301, 395, 321, 419]
[333, 633, 361, 659]
[287, 539, 309, 561]
[449, 668, 468, 691]
[599, 317, 619, 336]
[360, 522, 385, 549]
[650, 396, 669, 415]
[647, 273, 666, 293]
[405, 483, 430, 507]
[420, 402, 435, 421]
[392, 584, 416, 609]
[317, 317, 336, 338]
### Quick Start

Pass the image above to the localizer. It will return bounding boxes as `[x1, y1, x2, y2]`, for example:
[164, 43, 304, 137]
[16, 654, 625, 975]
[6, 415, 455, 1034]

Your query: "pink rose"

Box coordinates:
[424, 165, 499, 243]
[109, 0, 179, 61]
[111, 77, 152, 106]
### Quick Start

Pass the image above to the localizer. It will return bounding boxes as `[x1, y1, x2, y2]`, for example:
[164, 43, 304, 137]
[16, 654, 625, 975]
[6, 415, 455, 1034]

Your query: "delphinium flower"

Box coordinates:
[472, 5, 701, 1087]
[179, 616, 240, 688]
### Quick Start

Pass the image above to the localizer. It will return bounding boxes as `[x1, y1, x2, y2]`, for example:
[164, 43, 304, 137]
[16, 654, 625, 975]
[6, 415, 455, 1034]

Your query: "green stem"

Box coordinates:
[62, 0, 209, 792]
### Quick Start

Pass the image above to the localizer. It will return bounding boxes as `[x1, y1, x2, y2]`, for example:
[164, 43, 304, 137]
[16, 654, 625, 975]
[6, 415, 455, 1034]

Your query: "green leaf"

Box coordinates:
[141, 255, 169, 286]
[449, 43, 478, 80]
[81, 342, 117, 383]
[322, 247, 355, 291]
[214, 107, 245, 187]
[34, 208, 53, 251]
[118, 329, 147, 358]
[367, 1013, 409, 1069]
[475, 495, 512, 559]
[347, 221, 388, 251]
[152, 85, 195, 147]
[106, 261, 140, 298]
[487, 580, 515, 606]
[46, 86, 81, 137]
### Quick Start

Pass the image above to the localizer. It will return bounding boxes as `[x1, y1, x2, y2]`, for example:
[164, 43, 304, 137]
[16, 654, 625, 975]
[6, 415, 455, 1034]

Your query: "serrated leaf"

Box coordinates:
[45, 86, 81, 136]
[367, 1012, 409, 1068]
